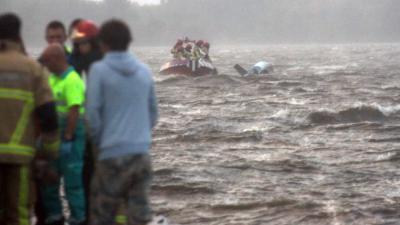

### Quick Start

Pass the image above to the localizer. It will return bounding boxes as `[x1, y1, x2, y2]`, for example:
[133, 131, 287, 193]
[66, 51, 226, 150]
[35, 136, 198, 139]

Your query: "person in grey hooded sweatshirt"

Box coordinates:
[86, 19, 158, 225]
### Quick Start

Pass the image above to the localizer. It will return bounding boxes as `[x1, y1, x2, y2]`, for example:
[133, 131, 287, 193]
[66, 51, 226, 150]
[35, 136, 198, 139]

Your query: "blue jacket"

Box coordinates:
[86, 52, 158, 160]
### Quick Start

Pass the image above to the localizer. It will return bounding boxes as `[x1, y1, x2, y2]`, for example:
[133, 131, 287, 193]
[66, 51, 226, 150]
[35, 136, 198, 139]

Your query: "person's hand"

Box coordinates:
[64, 133, 73, 141]
[34, 159, 59, 184]
[34, 159, 48, 179]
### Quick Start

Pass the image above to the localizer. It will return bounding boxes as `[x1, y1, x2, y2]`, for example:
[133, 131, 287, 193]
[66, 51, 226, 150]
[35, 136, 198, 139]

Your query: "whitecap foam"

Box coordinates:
[270, 109, 290, 119]
[369, 102, 400, 116]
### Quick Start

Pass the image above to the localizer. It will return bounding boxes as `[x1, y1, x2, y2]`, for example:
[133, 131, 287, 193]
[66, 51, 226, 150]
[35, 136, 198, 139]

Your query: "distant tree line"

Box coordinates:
[1, 0, 400, 47]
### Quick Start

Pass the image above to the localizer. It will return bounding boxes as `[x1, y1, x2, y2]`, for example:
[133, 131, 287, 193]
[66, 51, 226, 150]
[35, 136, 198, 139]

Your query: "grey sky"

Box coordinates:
[133, 0, 160, 5]
[88, 0, 160, 5]
[3, 0, 400, 45]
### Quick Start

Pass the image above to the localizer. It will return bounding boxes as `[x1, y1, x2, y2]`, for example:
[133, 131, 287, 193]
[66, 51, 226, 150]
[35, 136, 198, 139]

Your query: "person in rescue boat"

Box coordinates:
[174, 45, 185, 60]
[201, 42, 211, 60]
[183, 44, 193, 60]
[192, 40, 205, 60]
[183, 36, 192, 44]
[171, 39, 183, 59]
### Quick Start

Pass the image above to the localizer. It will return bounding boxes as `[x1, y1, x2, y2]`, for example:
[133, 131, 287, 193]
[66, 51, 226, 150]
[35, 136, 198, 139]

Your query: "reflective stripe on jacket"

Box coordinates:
[0, 40, 59, 164]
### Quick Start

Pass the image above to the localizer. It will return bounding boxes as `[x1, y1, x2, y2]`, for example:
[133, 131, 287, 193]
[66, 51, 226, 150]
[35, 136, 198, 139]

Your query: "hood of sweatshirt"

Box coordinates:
[103, 51, 139, 76]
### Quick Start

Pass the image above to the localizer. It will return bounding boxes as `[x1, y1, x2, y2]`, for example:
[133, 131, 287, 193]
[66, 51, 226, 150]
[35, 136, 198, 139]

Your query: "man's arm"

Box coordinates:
[35, 102, 58, 133]
[86, 65, 103, 145]
[34, 65, 60, 159]
[64, 105, 80, 140]
[63, 71, 85, 141]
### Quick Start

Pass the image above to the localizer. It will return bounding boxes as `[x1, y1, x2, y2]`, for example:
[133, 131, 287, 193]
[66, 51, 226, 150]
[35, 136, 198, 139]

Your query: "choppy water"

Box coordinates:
[134, 44, 400, 225]
[31, 44, 400, 225]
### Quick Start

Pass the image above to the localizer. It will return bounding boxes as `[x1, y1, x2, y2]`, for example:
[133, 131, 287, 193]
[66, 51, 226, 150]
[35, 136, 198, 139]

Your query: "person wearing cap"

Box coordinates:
[200, 42, 218, 74]
[192, 40, 205, 60]
[45, 20, 72, 63]
[70, 20, 103, 77]
[40, 44, 86, 225]
[170, 39, 183, 59]
[182, 44, 193, 60]
[174, 45, 185, 60]
[0, 12, 60, 225]
[201, 42, 210, 60]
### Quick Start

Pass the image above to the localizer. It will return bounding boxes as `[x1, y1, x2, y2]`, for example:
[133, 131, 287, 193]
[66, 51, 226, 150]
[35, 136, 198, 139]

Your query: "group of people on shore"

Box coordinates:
[0, 12, 158, 225]
[170, 37, 211, 61]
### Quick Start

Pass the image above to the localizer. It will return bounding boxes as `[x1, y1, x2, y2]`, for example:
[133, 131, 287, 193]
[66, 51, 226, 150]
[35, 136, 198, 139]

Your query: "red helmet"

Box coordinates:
[185, 44, 192, 50]
[203, 42, 210, 49]
[196, 40, 204, 46]
[71, 20, 98, 40]
[174, 39, 183, 48]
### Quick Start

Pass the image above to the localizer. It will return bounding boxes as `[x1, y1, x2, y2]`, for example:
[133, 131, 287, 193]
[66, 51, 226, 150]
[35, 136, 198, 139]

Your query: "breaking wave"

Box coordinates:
[307, 104, 392, 124]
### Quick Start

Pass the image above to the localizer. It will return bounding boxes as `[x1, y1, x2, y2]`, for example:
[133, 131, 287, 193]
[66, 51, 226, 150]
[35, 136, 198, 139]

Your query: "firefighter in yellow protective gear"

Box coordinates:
[182, 44, 193, 60]
[170, 39, 183, 59]
[0, 13, 59, 225]
[201, 42, 210, 60]
[192, 40, 205, 60]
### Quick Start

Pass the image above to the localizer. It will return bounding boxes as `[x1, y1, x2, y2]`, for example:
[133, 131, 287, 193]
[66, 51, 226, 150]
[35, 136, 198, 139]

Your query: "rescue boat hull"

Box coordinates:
[159, 58, 217, 76]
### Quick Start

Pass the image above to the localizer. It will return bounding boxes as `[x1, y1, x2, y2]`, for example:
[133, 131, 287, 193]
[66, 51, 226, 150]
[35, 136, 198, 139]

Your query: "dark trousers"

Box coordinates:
[34, 180, 46, 225]
[0, 164, 31, 225]
[83, 139, 94, 225]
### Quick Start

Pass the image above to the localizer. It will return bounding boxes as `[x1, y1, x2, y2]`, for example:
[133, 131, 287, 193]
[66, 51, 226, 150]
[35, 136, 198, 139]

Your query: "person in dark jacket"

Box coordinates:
[70, 20, 103, 78]
[70, 19, 103, 225]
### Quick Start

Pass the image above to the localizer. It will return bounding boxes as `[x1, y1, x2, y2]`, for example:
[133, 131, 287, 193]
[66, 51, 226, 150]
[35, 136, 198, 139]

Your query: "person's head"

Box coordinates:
[176, 39, 183, 45]
[177, 45, 184, 52]
[196, 40, 204, 47]
[0, 13, 22, 43]
[71, 20, 99, 55]
[68, 18, 82, 38]
[45, 20, 67, 45]
[98, 19, 132, 53]
[185, 44, 192, 51]
[203, 42, 210, 49]
[40, 44, 68, 74]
